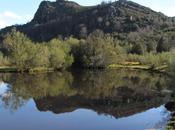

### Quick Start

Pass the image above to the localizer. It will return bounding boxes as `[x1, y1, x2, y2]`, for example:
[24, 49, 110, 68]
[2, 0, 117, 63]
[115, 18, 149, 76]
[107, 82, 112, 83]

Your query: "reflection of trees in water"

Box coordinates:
[9, 72, 75, 99]
[72, 69, 169, 100]
[0, 82, 27, 112]
[1, 92, 27, 113]
[0, 72, 75, 112]
[165, 101, 175, 129]
[0, 69, 171, 113]
[161, 74, 175, 130]
[166, 113, 175, 130]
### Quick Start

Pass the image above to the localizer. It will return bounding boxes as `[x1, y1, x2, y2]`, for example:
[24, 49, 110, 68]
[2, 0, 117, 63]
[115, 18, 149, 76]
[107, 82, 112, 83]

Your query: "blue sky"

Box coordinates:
[0, 0, 175, 29]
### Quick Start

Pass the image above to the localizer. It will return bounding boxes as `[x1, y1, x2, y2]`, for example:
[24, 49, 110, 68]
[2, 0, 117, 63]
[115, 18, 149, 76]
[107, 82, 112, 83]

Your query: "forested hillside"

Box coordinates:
[0, 0, 175, 71]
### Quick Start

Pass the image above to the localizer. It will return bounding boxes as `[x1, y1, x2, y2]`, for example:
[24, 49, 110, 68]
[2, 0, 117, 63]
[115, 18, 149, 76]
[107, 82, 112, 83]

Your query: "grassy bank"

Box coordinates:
[0, 66, 55, 73]
[0, 66, 18, 73]
[0, 62, 168, 74]
[108, 62, 167, 71]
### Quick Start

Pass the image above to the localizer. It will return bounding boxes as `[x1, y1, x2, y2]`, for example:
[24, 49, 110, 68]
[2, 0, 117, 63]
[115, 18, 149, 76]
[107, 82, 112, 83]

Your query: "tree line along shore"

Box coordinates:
[0, 29, 175, 74]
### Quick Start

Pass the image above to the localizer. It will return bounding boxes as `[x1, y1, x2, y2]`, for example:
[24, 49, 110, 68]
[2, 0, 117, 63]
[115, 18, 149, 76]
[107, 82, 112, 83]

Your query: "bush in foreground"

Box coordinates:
[1, 29, 73, 70]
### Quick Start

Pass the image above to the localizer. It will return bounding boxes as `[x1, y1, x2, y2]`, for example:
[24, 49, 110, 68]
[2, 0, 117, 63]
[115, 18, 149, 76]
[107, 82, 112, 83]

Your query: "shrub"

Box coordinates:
[167, 50, 175, 75]
[47, 39, 74, 69]
[77, 31, 118, 68]
[127, 52, 170, 67]
[2, 29, 33, 70]
[2, 29, 73, 70]
[157, 36, 170, 53]
[0, 52, 10, 66]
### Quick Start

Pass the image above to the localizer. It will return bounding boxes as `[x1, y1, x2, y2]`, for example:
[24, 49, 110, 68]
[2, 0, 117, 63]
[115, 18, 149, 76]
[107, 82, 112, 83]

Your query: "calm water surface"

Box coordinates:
[0, 69, 173, 130]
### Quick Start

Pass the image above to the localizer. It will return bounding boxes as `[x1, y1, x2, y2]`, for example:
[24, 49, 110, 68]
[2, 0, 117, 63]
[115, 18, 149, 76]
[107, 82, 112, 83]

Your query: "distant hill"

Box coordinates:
[0, 0, 175, 41]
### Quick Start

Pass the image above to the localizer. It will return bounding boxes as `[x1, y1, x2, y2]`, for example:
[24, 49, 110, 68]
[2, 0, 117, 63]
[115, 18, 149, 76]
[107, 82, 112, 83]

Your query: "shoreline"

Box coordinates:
[0, 64, 168, 74]
[0, 67, 55, 73]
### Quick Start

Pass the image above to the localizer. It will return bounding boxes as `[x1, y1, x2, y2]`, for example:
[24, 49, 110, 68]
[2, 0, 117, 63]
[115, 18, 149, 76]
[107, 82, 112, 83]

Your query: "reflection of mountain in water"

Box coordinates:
[35, 86, 167, 118]
[0, 69, 172, 118]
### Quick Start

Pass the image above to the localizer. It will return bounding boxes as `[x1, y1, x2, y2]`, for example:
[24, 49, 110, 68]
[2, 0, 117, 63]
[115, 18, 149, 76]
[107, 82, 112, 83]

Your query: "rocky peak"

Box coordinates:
[32, 0, 81, 24]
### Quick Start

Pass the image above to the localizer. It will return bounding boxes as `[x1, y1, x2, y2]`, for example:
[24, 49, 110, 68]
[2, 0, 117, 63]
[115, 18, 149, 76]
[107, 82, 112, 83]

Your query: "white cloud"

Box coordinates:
[0, 11, 33, 29]
[0, 20, 7, 29]
[3, 11, 22, 19]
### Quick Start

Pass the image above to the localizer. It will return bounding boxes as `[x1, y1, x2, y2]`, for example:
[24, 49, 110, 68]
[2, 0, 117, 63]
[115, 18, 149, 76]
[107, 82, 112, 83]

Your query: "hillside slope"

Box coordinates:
[0, 0, 175, 41]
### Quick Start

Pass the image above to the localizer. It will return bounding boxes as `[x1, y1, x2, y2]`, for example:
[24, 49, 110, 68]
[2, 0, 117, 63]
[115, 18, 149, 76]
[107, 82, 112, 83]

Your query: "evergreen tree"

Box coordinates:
[156, 37, 170, 53]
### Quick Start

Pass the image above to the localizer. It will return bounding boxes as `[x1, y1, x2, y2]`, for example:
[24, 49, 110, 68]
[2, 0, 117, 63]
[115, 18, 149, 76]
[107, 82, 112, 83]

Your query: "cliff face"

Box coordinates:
[0, 0, 175, 41]
[32, 0, 82, 24]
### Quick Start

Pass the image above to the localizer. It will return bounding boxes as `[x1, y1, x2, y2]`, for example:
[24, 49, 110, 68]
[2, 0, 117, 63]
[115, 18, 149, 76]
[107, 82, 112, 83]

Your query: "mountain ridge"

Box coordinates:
[0, 0, 175, 41]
